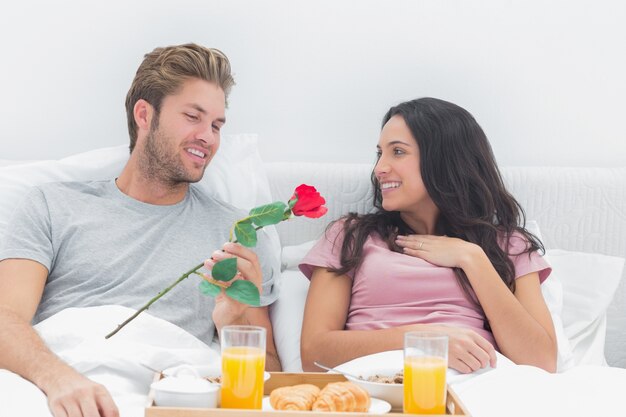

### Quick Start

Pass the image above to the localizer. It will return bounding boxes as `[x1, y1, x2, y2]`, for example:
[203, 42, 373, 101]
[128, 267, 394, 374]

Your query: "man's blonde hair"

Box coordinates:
[125, 43, 235, 152]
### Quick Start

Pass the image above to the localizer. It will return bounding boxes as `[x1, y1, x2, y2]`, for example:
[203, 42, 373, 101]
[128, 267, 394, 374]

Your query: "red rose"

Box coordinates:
[289, 184, 328, 218]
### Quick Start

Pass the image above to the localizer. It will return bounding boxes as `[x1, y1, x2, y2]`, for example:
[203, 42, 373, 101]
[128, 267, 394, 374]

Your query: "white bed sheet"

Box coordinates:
[0, 305, 219, 417]
[335, 349, 626, 417]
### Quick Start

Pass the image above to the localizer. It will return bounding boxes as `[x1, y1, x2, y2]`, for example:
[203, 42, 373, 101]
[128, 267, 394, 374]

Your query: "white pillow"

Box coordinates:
[528, 222, 625, 368]
[539, 269, 574, 371]
[280, 239, 317, 272]
[526, 221, 575, 371]
[0, 145, 126, 238]
[200, 134, 273, 210]
[270, 240, 320, 371]
[544, 249, 625, 367]
[0, 134, 280, 257]
[269, 269, 310, 372]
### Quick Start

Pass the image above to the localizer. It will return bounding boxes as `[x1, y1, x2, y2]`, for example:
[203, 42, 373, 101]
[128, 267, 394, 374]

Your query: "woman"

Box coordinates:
[299, 98, 557, 373]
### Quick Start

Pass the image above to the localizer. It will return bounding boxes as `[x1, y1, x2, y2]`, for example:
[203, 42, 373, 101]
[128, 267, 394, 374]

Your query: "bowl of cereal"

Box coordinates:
[334, 350, 404, 410]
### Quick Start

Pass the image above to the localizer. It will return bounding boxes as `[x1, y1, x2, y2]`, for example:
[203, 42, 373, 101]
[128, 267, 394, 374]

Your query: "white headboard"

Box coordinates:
[265, 163, 626, 368]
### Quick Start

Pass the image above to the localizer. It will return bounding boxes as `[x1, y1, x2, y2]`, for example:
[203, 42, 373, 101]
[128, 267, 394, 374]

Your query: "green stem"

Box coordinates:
[105, 223, 275, 339]
[105, 262, 204, 339]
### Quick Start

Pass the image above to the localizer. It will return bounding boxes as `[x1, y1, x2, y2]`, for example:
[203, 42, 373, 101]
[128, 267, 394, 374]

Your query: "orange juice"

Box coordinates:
[220, 346, 265, 409]
[403, 355, 447, 414]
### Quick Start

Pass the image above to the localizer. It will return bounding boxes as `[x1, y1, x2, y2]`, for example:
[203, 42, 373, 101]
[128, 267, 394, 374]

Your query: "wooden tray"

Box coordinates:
[145, 372, 471, 416]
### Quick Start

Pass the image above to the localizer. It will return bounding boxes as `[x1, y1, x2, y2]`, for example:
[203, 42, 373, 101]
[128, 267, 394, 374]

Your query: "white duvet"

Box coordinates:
[0, 305, 219, 417]
[1, 305, 624, 417]
[338, 349, 626, 417]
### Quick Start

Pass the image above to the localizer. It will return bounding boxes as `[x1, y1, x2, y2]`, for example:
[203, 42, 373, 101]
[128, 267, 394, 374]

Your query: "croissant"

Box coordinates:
[270, 383, 321, 411]
[312, 381, 371, 412]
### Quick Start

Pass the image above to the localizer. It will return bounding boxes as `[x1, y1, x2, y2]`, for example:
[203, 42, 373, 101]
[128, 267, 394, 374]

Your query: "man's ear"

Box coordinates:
[133, 99, 154, 134]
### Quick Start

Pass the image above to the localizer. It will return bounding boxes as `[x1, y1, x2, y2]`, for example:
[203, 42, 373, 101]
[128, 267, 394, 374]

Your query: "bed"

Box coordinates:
[1, 135, 625, 417]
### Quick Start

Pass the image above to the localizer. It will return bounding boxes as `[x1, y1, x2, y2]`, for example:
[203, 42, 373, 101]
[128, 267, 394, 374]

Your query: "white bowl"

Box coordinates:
[152, 366, 220, 408]
[334, 350, 404, 410]
[343, 367, 403, 410]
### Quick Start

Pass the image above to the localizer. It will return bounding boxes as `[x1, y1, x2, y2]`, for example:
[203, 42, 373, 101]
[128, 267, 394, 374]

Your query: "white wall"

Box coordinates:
[1, 0, 625, 166]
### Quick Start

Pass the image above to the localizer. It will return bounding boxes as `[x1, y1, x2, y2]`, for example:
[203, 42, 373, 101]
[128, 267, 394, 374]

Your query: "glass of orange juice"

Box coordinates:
[403, 331, 448, 415]
[220, 325, 266, 409]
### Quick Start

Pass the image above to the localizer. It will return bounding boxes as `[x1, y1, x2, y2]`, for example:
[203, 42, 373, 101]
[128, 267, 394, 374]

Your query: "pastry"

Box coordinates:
[269, 383, 321, 411]
[311, 381, 371, 412]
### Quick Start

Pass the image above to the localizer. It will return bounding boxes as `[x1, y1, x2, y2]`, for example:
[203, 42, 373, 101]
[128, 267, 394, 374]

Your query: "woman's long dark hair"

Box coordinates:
[330, 98, 544, 318]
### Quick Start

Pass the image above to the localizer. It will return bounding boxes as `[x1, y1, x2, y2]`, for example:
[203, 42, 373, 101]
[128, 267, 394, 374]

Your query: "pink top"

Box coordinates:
[299, 222, 551, 348]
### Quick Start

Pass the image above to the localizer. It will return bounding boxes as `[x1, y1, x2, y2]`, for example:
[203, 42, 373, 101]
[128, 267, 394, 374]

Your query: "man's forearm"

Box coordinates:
[0, 306, 120, 416]
[0, 306, 74, 393]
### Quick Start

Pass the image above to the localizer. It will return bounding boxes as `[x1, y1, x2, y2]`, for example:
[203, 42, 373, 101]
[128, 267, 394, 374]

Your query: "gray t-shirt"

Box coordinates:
[0, 179, 279, 344]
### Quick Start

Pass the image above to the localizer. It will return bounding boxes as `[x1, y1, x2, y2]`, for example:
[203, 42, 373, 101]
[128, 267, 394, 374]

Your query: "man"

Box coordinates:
[0, 44, 281, 417]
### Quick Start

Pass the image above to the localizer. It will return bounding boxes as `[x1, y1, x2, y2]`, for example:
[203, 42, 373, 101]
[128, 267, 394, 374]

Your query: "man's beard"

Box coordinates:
[140, 124, 206, 186]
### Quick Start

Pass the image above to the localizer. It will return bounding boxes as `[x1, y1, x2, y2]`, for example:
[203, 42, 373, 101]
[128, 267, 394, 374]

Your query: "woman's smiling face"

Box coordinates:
[374, 115, 433, 214]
